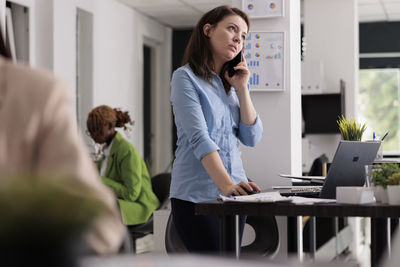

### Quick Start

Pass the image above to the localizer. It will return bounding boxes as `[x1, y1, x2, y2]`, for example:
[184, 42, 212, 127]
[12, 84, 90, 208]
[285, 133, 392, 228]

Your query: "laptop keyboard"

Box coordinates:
[290, 186, 322, 193]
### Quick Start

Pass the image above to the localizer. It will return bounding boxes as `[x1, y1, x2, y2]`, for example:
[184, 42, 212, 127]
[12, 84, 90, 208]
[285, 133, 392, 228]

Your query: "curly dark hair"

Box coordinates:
[87, 105, 134, 137]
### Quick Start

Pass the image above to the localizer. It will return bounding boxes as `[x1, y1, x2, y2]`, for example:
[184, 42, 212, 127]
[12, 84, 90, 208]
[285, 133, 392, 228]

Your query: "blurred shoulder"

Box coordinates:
[1, 57, 69, 98]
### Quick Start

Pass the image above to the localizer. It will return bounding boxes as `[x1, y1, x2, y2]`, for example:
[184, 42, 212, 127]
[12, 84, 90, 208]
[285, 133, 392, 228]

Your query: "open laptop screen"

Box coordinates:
[319, 140, 381, 199]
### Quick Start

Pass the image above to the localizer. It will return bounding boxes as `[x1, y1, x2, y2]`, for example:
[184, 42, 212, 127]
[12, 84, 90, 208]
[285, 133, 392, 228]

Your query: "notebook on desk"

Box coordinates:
[278, 140, 381, 199]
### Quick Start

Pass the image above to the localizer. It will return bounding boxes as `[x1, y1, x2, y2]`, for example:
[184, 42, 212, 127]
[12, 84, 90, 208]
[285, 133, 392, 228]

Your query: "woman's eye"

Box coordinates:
[228, 26, 235, 31]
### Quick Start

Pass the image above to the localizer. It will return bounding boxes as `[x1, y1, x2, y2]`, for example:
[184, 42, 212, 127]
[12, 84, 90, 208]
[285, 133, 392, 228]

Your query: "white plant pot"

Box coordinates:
[336, 187, 375, 204]
[387, 185, 400, 205]
[373, 186, 388, 203]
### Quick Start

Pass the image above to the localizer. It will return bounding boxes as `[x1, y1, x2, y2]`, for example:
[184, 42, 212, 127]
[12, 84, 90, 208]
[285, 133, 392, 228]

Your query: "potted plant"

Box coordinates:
[0, 174, 108, 267]
[387, 173, 400, 205]
[337, 115, 367, 141]
[370, 163, 400, 203]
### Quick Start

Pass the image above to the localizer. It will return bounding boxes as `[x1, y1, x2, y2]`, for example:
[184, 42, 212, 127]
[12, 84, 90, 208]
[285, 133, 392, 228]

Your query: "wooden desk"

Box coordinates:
[195, 201, 400, 265]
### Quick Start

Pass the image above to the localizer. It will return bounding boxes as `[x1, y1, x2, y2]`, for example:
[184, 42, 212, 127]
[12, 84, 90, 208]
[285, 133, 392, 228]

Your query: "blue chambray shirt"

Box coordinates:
[170, 64, 263, 203]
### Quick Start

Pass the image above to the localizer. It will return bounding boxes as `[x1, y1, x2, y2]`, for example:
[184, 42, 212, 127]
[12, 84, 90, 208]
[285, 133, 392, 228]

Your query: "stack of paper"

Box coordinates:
[219, 192, 336, 204]
[219, 192, 291, 203]
[290, 196, 336, 204]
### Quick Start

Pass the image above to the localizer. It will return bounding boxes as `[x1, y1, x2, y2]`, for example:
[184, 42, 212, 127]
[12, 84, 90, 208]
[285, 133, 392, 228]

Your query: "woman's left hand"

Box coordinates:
[225, 55, 250, 95]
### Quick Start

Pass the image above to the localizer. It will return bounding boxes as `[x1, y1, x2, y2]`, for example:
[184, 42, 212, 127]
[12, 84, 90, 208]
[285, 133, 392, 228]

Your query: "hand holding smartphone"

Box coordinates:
[227, 50, 243, 77]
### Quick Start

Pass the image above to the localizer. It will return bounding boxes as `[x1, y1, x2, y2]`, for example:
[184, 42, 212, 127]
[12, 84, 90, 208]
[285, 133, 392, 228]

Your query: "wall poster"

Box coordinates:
[244, 31, 284, 91]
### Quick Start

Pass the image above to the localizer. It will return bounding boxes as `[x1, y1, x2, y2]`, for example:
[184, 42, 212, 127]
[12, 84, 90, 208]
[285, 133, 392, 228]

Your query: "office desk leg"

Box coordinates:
[371, 217, 398, 266]
[387, 218, 391, 259]
[297, 216, 303, 262]
[235, 215, 240, 260]
[371, 218, 387, 267]
[334, 217, 339, 260]
[309, 216, 316, 261]
[220, 215, 236, 257]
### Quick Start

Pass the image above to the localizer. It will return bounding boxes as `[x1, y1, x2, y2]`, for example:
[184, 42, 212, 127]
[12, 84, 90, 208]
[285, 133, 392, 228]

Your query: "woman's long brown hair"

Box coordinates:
[181, 6, 249, 93]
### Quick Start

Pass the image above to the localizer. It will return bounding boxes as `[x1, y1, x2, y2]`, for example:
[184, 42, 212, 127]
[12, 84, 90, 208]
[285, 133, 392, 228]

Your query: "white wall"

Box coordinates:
[0, 0, 5, 34]
[53, 0, 173, 174]
[303, 0, 358, 163]
[34, 0, 53, 70]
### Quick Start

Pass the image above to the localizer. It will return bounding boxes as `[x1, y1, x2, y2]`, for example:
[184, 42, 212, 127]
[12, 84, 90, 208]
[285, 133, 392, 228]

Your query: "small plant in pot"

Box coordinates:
[337, 115, 367, 141]
[387, 173, 400, 205]
[370, 163, 400, 203]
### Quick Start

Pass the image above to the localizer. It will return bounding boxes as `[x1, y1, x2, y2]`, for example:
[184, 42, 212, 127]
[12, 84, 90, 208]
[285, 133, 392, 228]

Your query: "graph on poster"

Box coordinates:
[242, 0, 284, 18]
[244, 31, 284, 91]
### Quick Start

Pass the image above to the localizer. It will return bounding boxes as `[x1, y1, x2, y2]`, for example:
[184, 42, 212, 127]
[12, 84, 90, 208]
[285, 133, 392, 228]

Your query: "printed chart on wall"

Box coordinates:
[243, 0, 284, 18]
[244, 32, 284, 91]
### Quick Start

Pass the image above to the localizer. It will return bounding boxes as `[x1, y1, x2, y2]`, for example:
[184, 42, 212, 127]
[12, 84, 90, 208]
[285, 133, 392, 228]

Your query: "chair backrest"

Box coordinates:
[151, 173, 171, 209]
[308, 154, 329, 176]
[165, 212, 188, 253]
[241, 216, 279, 257]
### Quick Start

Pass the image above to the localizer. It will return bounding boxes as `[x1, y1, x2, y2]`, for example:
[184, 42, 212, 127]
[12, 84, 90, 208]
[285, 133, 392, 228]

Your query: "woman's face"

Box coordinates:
[89, 123, 114, 144]
[204, 15, 248, 64]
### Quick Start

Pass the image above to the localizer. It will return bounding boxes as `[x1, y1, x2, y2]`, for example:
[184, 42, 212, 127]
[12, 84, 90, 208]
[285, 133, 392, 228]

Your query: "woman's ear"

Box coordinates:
[203, 24, 212, 37]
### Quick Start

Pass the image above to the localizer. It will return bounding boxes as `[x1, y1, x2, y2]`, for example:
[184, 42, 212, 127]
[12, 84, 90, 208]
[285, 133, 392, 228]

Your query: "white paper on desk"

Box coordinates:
[279, 174, 325, 181]
[289, 196, 336, 204]
[219, 191, 292, 203]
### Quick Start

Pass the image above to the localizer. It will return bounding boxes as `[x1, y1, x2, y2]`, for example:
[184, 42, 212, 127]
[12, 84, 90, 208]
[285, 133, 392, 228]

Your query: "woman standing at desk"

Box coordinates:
[170, 5, 263, 253]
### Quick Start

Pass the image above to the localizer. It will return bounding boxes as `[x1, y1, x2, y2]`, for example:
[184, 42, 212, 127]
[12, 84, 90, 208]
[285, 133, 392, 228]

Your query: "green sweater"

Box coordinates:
[97, 132, 159, 225]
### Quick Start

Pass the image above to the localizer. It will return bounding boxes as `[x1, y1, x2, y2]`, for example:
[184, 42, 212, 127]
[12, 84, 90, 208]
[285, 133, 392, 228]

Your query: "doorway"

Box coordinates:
[143, 44, 153, 174]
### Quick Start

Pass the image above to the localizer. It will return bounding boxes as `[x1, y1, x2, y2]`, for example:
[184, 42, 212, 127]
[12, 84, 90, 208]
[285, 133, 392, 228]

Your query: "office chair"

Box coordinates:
[165, 212, 188, 253]
[165, 212, 279, 257]
[127, 172, 171, 253]
[241, 178, 279, 258]
[241, 216, 279, 258]
[308, 154, 329, 176]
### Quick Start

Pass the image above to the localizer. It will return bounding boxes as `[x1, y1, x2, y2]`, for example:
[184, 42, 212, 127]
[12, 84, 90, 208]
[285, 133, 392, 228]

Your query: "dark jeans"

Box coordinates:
[171, 198, 246, 254]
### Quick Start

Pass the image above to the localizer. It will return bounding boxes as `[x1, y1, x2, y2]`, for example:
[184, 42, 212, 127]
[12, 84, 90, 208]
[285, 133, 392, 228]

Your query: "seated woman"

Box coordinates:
[86, 105, 159, 226]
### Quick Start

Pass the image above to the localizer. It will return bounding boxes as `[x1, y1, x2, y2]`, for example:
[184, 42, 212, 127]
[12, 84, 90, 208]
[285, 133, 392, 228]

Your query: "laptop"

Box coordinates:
[280, 140, 381, 199]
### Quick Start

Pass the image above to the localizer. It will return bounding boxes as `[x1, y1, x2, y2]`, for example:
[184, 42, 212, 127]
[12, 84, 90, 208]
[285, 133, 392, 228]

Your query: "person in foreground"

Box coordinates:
[170, 5, 263, 253]
[0, 30, 124, 255]
[86, 105, 159, 226]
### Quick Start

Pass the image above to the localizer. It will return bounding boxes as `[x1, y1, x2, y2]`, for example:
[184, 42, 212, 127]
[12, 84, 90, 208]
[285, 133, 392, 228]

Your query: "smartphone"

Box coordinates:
[227, 50, 242, 77]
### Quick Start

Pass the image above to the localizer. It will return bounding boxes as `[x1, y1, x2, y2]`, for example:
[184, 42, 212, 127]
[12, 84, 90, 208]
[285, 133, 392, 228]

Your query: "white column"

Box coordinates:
[303, 0, 358, 181]
[240, 0, 302, 259]
[304, 0, 358, 118]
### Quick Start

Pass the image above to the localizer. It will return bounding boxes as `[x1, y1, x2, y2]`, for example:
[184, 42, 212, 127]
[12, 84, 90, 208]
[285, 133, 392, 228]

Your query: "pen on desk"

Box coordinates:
[381, 132, 389, 141]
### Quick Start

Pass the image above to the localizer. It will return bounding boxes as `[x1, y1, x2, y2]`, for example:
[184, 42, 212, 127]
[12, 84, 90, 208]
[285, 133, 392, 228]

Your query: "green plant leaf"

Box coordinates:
[337, 115, 367, 141]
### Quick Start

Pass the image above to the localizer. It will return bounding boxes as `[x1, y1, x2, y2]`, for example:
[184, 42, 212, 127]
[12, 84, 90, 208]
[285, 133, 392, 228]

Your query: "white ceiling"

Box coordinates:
[359, 0, 400, 22]
[118, 0, 400, 28]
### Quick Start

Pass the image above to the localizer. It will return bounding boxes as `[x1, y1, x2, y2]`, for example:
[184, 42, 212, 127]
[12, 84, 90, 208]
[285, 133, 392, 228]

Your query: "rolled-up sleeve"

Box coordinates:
[171, 69, 219, 160]
[238, 114, 263, 147]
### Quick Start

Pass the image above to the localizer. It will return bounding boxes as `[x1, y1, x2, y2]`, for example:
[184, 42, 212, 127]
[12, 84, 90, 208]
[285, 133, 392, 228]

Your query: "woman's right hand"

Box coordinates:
[223, 181, 261, 196]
